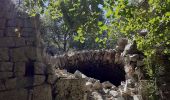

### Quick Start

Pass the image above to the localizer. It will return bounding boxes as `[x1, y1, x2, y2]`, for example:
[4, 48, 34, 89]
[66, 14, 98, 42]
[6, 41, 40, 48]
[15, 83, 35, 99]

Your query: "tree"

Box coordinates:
[24, 0, 118, 51]
[101, 0, 170, 99]
[40, 14, 73, 54]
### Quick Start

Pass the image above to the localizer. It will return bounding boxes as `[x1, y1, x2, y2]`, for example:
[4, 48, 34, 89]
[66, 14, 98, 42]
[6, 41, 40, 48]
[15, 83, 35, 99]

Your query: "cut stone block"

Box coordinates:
[0, 48, 9, 61]
[0, 89, 28, 100]
[0, 62, 13, 71]
[32, 84, 52, 100]
[14, 62, 26, 77]
[0, 72, 13, 79]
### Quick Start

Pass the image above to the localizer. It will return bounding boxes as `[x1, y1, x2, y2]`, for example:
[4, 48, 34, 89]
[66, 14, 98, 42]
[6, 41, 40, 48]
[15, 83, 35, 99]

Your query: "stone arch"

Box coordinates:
[50, 49, 126, 86]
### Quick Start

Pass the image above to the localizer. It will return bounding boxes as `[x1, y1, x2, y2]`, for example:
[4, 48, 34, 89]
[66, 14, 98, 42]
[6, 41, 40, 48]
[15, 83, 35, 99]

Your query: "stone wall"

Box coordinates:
[47, 38, 146, 100]
[0, 0, 52, 100]
[0, 0, 86, 100]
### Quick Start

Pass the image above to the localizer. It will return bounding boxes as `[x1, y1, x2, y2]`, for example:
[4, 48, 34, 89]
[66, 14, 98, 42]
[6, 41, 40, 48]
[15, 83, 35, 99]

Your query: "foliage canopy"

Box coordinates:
[24, 0, 170, 76]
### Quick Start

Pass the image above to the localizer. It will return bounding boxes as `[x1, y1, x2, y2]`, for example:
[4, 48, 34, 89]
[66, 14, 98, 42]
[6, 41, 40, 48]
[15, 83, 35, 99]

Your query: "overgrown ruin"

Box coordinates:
[0, 0, 170, 100]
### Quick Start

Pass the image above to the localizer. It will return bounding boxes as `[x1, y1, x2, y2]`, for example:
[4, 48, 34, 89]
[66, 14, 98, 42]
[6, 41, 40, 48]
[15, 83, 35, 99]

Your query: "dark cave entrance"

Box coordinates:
[64, 62, 126, 86]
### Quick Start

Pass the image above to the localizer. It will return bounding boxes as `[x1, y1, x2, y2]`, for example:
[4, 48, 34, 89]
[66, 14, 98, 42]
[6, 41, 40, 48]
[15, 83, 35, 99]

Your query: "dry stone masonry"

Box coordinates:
[47, 49, 126, 86]
[0, 0, 169, 100]
[46, 38, 145, 100]
[0, 0, 52, 100]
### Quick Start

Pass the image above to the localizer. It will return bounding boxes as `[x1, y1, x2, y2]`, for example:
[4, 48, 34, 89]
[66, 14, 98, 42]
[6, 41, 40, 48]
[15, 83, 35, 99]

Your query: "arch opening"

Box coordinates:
[64, 61, 126, 86]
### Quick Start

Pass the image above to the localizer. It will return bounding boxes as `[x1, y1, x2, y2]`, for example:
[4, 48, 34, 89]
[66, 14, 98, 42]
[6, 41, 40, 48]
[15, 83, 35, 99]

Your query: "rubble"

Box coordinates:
[47, 38, 145, 100]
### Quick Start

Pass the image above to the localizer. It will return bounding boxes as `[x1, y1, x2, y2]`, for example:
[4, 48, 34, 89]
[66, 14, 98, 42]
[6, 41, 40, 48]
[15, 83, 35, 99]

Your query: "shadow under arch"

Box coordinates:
[56, 50, 126, 86]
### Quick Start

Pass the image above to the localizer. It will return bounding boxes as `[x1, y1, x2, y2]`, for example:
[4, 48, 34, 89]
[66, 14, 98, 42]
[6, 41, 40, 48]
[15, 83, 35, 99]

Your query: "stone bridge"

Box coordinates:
[0, 0, 169, 100]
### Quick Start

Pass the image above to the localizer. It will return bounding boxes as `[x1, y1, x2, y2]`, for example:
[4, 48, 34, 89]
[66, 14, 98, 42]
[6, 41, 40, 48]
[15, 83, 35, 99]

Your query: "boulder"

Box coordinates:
[74, 70, 87, 79]
[93, 80, 102, 90]
[109, 90, 119, 97]
[91, 91, 103, 100]
[85, 82, 93, 91]
[122, 41, 138, 56]
[102, 81, 113, 89]
[133, 95, 143, 100]
[88, 78, 97, 83]
[116, 38, 128, 52]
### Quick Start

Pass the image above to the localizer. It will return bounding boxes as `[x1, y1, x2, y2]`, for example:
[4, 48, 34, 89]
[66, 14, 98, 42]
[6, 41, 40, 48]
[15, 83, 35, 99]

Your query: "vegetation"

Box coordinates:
[24, 0, 117, 54]
[24, 0, 170, 98]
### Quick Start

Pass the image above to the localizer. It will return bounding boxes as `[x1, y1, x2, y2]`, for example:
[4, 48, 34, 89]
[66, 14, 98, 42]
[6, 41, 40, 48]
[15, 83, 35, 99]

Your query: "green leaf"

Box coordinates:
[74, 36, 79, 41]
[95, 37, 99, 42]
[30, 13, 36, 17]
[80, 38, 85, 43]
[106, 8, 113, 17]
[98, 21, 103, 26]
[69, 8, 75, 12]
[100, 25, 108, 30]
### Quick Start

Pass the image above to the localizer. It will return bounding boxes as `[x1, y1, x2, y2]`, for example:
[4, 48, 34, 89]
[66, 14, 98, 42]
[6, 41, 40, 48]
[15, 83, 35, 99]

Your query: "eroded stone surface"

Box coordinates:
[32, 84, 52, 100]
[0, 89, 28, 100]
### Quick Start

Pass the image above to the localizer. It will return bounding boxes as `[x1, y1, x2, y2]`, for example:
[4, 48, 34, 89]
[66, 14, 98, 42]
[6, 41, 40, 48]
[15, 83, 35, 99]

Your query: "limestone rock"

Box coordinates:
[123, 41, 138, 56]
[0, 72, 13, 79]
[0, 48, 9, 61]
[16, 77, 33, 88]
[129, 54, 139, 62]
[0, 62, 13, 71]
[34, 62, 46, 74]
[133, 95, 143, 100]
[111, 85, 118, 91]
[32, 84, 52, 100]
[10, 48, 27, 62]
[85, 82, 93, 91]
[103, 88, 110, 94]
[0, 37, 15, 47]
[116, 38, 128, 52]
[14, 37, 26, 47]
[115, 97, 125, 100]
[102, 81, 113, 89]
[74, 70, 87, 79]
[92, 91, 103, 100]
[124, 55, 130, 64]
[138, 29, 148, 37]
[109, 90, 119, 97]
[47, 74, 58, 84]
[5, 78, 17, 89]
[54, 78, 85, 100]
[88, 78, 97, 83]
[0, 89, 28, 100]
[93, 81, 102, 90]
[33, 75, 46, 85]
[14, 62, 26, 77]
